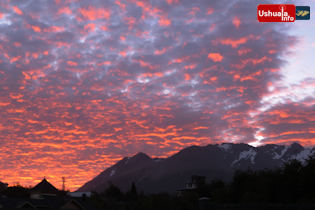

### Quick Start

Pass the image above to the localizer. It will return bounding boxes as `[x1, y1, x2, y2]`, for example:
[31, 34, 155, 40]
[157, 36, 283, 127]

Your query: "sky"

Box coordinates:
[0, 0, 314, 191]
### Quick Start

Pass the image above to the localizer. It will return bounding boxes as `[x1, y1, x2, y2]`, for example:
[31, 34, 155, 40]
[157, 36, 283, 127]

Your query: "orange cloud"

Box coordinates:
[138, 60, 157, 70]
[67, 61, 78, 66]
[31, 25, 41, 32]
[233, 16, 241, 29]
[13, 6, 23, 15]
[58, 7, 72, 15]
[115, 0, 126, 11]
[100, 26, 108, 31]
[207, 8, 214, 15]
[166, 0, 179, 5]
[79, 6, 110, 20]
[44, 26, 65, 33]
[208, 53, 223, 62]
[159, 17, 171, 26]
[84, 23, 95, 32]
[184, 73, 191, 81]
[97, 61, 112, 66]
[219, 37, 247, 48]
[10, 56, 21, 63]
[184, 64, 196, 70]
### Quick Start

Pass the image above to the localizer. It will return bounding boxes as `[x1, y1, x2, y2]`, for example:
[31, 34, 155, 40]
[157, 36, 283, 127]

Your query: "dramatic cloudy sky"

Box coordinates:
[0, 0, 314, 190]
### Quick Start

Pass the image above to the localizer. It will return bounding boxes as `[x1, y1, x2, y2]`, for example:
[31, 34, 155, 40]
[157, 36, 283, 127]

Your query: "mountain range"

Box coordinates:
[77, 143, 315, 194]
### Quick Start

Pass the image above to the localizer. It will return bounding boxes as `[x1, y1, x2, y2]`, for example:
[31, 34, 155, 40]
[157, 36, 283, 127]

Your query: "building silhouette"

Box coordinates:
[0, 178, 96, 210]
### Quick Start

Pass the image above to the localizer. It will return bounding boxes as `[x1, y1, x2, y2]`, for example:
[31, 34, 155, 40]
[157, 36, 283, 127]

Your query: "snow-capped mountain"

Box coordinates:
[77, 143, 315, 194]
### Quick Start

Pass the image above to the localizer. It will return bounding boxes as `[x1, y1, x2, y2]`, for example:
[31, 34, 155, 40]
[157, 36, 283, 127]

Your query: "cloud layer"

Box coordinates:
[0, 0, 314, 190]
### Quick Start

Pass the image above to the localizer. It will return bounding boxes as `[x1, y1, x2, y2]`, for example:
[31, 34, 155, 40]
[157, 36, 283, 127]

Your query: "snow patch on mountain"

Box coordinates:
[219, 143, 232, 151]
[290, 149, 315, 164]
[124, 157, 130, 165]
[110, 169, 116, 177]
[273, 146, 289, 159]
[231, 149, 257, 166]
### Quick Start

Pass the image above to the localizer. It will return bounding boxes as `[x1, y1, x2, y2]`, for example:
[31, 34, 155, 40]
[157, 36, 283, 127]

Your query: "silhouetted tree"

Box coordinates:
[103, 182, 124, 201]
[125, 182, 138, 202]
[2, 184, 30, 197]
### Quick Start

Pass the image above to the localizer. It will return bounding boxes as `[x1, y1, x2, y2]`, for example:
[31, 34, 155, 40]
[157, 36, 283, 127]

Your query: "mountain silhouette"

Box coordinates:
[77, 143, 315, 193]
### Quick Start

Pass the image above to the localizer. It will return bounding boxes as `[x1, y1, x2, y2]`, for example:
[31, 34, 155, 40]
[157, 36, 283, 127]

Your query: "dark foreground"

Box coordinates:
[0, 158, 314, 210]
[200, 203, 315, 210]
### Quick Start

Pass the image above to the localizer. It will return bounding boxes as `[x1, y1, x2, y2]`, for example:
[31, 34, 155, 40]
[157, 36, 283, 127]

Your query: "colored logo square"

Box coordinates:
[257, 4, 296, 22]
[296, 6, 310, 20]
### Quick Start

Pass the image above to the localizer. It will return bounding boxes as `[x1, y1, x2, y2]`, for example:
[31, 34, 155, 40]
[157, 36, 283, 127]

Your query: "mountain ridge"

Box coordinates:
[77, 142, 315, 194]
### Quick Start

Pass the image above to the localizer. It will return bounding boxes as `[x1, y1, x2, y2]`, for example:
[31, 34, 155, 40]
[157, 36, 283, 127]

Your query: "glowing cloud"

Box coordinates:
[233, 16, 241, 29]
[79, 6, 110, 20]
[208, 53, 223, 62]
[13, 6, 23, 15]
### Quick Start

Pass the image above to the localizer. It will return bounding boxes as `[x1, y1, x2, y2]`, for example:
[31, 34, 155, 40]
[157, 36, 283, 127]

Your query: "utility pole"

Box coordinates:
[62, 177, 66, 191]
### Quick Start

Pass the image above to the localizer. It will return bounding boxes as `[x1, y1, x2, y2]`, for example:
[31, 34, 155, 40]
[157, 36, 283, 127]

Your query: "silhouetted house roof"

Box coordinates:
[31, 178, 59, 194]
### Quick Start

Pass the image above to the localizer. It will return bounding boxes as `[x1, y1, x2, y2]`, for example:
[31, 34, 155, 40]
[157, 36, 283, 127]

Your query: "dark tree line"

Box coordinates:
[200, 157, 315, 203]
[90, 181, 198, 210]
[1, 184, 31, 197]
